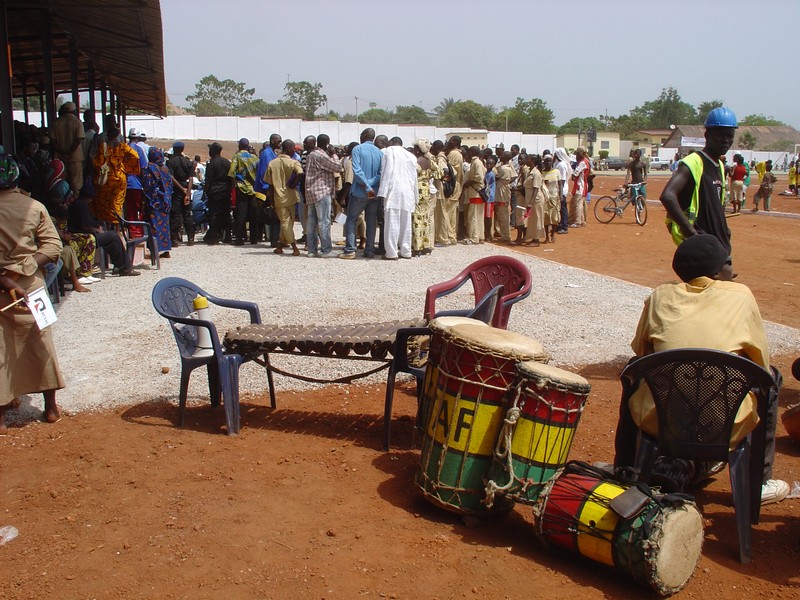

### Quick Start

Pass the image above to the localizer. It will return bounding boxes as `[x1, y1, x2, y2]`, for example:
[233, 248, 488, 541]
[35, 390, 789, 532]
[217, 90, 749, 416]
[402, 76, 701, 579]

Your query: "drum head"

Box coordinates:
[517, 361, 590, 393]
[429, 316, 490, 334]
[649, 504, 703, 594]
[449, 323, 549, 362]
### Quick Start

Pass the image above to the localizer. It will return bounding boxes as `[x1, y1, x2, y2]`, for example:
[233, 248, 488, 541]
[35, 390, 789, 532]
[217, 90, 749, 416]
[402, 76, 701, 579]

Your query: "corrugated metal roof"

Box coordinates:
[6, 0, 166, 116]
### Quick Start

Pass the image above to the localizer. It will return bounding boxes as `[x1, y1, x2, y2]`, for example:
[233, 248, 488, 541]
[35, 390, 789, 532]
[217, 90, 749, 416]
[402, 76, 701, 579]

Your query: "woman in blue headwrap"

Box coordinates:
[142, 147, 173, 258]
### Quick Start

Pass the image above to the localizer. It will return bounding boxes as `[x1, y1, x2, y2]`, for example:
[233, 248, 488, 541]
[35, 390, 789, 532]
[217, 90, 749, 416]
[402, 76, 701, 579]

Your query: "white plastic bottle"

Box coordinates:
[191, 295, 214, 358]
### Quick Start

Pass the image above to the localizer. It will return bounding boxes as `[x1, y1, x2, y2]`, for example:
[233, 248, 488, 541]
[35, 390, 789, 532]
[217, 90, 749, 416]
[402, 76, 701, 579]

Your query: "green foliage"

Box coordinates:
[695, 100, 724, 122]
[739, 113, 787, 126]
[434, 97, 458, 115]
[608, 113, 650, 140]
[557, 116, 605, 135]
[738, 131, 757, 150]
[599, 150, 609, 159]
[283, 81, 327, 120]
[12, 96, 42, 110]
[763, 139, 794, 151]
[440, 100, 494, 129]
[358, 108, 393, 124]
[494, 98, 555, 134]
[186, 75, 255, 116]
[632, 87, 696, 128]
[393, 105, 430, 125]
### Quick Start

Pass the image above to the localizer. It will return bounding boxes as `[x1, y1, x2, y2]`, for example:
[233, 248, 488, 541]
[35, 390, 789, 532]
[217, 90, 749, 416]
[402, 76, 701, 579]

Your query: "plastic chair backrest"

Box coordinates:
[424, 256, 531, 329]
[152, 277, 212, 360]
[620, 349, 775, 460]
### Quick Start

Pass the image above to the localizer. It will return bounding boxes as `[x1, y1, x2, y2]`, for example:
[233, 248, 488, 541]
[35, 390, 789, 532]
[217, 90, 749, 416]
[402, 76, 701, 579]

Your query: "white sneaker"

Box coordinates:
[761, 479, 789, 505]
[307, 252, 318, 258]
[87, 276, 101, 283]
[77, 276, 96, 285]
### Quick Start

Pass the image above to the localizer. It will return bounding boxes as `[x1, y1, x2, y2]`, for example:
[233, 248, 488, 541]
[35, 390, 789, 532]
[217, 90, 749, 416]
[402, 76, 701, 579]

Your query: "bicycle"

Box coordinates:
[593, 183, 648, 226]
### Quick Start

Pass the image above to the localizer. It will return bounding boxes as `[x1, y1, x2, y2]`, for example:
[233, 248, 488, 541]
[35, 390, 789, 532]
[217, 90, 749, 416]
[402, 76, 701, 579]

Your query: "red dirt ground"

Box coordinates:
[1, 169, 799, 599]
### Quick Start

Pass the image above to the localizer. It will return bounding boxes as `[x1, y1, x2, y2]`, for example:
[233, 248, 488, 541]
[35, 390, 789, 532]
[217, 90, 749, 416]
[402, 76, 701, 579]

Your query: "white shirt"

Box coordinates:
[377, 146, 419, 212]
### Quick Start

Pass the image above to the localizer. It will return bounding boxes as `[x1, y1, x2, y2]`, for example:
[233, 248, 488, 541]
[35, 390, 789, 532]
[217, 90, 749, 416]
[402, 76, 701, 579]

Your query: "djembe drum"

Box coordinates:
[485, 361, 590, 506]
[533, 462, 703, 597]
[416, 319, 549, 515]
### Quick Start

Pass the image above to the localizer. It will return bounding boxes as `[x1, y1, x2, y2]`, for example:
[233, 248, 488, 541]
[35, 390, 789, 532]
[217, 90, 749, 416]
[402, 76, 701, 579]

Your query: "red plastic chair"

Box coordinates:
[423, 255, 531, 329]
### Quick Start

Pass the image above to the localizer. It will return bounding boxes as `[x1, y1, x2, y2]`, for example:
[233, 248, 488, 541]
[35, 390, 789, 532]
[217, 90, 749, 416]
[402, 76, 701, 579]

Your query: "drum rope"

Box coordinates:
[483, 383, 524, 507]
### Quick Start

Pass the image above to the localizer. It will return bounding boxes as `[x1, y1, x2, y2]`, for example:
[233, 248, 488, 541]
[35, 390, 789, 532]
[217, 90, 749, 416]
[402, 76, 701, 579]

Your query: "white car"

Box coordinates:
[647, 157, 670, 171]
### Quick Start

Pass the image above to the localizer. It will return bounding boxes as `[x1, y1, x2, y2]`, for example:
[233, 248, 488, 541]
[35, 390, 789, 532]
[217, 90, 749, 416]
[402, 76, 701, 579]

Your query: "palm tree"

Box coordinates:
[434, 97, 459, 116]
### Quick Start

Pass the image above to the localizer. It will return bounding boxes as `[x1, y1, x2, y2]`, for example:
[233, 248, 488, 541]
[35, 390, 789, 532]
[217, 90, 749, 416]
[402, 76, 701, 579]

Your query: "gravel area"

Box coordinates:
[11, 225, 800, 422]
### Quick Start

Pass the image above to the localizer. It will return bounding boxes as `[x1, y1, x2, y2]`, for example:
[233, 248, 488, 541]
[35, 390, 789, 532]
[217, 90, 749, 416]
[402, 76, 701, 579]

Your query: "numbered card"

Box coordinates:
[27, 287, 58, 330]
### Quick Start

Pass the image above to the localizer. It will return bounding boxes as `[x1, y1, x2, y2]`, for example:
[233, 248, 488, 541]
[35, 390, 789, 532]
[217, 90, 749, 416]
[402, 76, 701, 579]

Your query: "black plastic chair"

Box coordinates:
[44, 258, 64, 304]
[618, 348, 778, 563]
[152, 277, 261, 435]
[382, 284, 503, 450]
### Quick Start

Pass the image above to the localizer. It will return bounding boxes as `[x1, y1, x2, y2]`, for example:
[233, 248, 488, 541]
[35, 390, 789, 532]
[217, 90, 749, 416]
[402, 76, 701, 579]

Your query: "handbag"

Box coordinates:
[96, 144, 110, 186]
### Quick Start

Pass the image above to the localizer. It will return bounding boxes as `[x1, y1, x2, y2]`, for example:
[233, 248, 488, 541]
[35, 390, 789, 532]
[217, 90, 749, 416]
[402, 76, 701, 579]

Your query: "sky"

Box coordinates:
[161, 0, 800, 128]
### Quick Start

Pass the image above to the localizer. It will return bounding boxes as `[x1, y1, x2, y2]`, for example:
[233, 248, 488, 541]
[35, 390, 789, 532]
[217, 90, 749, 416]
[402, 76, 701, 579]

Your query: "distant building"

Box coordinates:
[556, 131, 620, 157]
[446, 130, 488, 147]
[634, 128, 673, 156]
[662, 125, 800, 152]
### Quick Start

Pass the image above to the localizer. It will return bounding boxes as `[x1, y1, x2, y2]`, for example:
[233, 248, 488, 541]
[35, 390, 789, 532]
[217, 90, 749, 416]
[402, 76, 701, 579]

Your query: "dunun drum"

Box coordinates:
[485, 361, 590, 506]
[416, 319, 549, 515]
[533, 462, 703, 597]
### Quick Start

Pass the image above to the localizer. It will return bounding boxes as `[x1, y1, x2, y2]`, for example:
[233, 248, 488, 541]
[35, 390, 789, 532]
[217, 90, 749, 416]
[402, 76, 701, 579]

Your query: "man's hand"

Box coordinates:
[367, 190, 376, 199]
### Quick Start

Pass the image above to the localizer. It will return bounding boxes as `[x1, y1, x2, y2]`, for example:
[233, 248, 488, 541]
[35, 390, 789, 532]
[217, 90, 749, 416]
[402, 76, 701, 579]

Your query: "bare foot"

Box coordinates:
[44, 406, 62, 424]
[11, 397, 21, 409]
[74, 283, 91, 293]
[0, 408, 7, 435]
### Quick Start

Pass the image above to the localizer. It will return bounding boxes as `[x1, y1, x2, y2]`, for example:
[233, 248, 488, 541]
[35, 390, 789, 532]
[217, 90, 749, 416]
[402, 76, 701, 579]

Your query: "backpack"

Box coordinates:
[442, 161, 456, 198]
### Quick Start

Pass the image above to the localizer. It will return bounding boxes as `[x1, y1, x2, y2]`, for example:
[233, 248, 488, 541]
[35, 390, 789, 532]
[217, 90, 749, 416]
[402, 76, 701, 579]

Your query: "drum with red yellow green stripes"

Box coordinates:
[416, 318, 549, 515]
[484, 361, 590, 506]
[533, 462, 703, 596]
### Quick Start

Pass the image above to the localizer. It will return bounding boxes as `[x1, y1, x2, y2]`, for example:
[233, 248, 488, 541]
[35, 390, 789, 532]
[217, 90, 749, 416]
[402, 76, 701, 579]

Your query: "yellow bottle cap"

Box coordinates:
[193, 294, 209, 310]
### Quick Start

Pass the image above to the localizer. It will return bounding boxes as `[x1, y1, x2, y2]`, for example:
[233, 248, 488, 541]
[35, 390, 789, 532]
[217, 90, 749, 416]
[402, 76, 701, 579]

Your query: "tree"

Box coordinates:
[608, 113, 650, 140]
[557, 116, 606, 135]
[186, 75, 255, 116]
[738, 131, 757, 150]
[434, 97, 458, 116]
[440, 100, 495, 129]
[358, 108, 394, 124]
[739, 113, 787, 126]
[632, 87, 696, 128]
[695, 99, 724, 122]
[283, 81, 326, 120]
[494, 97, 555, 133]
[12, 97, 41, 110]
[392, 105, 430, 125]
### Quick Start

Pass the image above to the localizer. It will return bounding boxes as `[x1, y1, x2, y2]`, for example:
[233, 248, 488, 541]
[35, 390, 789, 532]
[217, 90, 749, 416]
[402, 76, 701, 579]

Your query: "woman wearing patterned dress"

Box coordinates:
[141, 147, 173, 258]
[411, 139, 439, 256]
[91, 123, 140, 224]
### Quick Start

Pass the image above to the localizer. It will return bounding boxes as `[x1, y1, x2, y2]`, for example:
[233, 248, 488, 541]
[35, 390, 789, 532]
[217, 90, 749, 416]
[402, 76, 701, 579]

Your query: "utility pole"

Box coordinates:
[355, 96, 359, 124]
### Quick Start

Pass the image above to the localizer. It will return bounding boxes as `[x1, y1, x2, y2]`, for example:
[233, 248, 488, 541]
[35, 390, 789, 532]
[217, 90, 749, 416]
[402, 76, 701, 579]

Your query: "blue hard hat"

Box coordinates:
[704, 107, 738, 129]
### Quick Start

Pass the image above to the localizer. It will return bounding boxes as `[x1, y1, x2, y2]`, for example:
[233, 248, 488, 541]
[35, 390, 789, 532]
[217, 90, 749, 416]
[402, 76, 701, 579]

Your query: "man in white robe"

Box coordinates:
[377, 137, 418, 259]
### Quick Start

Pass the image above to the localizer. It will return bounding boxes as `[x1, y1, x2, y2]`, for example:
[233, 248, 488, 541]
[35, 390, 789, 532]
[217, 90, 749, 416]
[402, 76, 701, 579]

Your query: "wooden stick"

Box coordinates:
[0, 296, 27, 312]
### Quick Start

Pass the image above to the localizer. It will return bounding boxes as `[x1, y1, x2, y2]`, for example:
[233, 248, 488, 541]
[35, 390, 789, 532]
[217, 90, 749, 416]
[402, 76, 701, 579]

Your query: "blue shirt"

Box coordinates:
[484, 169, 496, 203]
[350, 141, 382, 200]
[126, 142, 148, 190]
[255, 147, 279, 193]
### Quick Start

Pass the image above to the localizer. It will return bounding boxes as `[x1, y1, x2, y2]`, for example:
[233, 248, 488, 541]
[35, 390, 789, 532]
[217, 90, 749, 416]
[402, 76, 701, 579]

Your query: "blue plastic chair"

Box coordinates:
[116, 212, 160, 270]
[151, 277, 261, 435]
[382, 284, 504, 450]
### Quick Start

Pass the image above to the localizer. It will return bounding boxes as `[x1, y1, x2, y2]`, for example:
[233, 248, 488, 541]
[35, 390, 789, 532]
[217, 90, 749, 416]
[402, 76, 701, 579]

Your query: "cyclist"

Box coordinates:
[624, 149, 647, 209]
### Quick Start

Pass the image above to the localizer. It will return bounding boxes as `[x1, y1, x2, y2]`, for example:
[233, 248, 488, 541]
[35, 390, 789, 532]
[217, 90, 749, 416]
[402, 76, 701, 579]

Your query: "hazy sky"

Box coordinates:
[162, 0, 799, 128]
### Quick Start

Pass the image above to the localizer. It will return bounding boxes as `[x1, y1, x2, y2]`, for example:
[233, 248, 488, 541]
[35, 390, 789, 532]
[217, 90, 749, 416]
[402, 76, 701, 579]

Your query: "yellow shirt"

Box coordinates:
[446, 149, 464, 200]
[265, 154, 303, 208]
[496, 163, 516, 204]
[629, 277, 769, 447]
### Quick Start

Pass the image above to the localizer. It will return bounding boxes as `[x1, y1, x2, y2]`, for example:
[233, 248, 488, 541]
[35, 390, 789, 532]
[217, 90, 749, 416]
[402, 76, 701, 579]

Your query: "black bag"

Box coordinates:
[442, 162, 456, 198]
[261, 202, 280, 225]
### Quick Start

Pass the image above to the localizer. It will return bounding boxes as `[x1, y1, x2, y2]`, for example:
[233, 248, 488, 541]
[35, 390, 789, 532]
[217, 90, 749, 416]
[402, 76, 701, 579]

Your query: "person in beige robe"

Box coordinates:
[0, 156, 65, 432]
